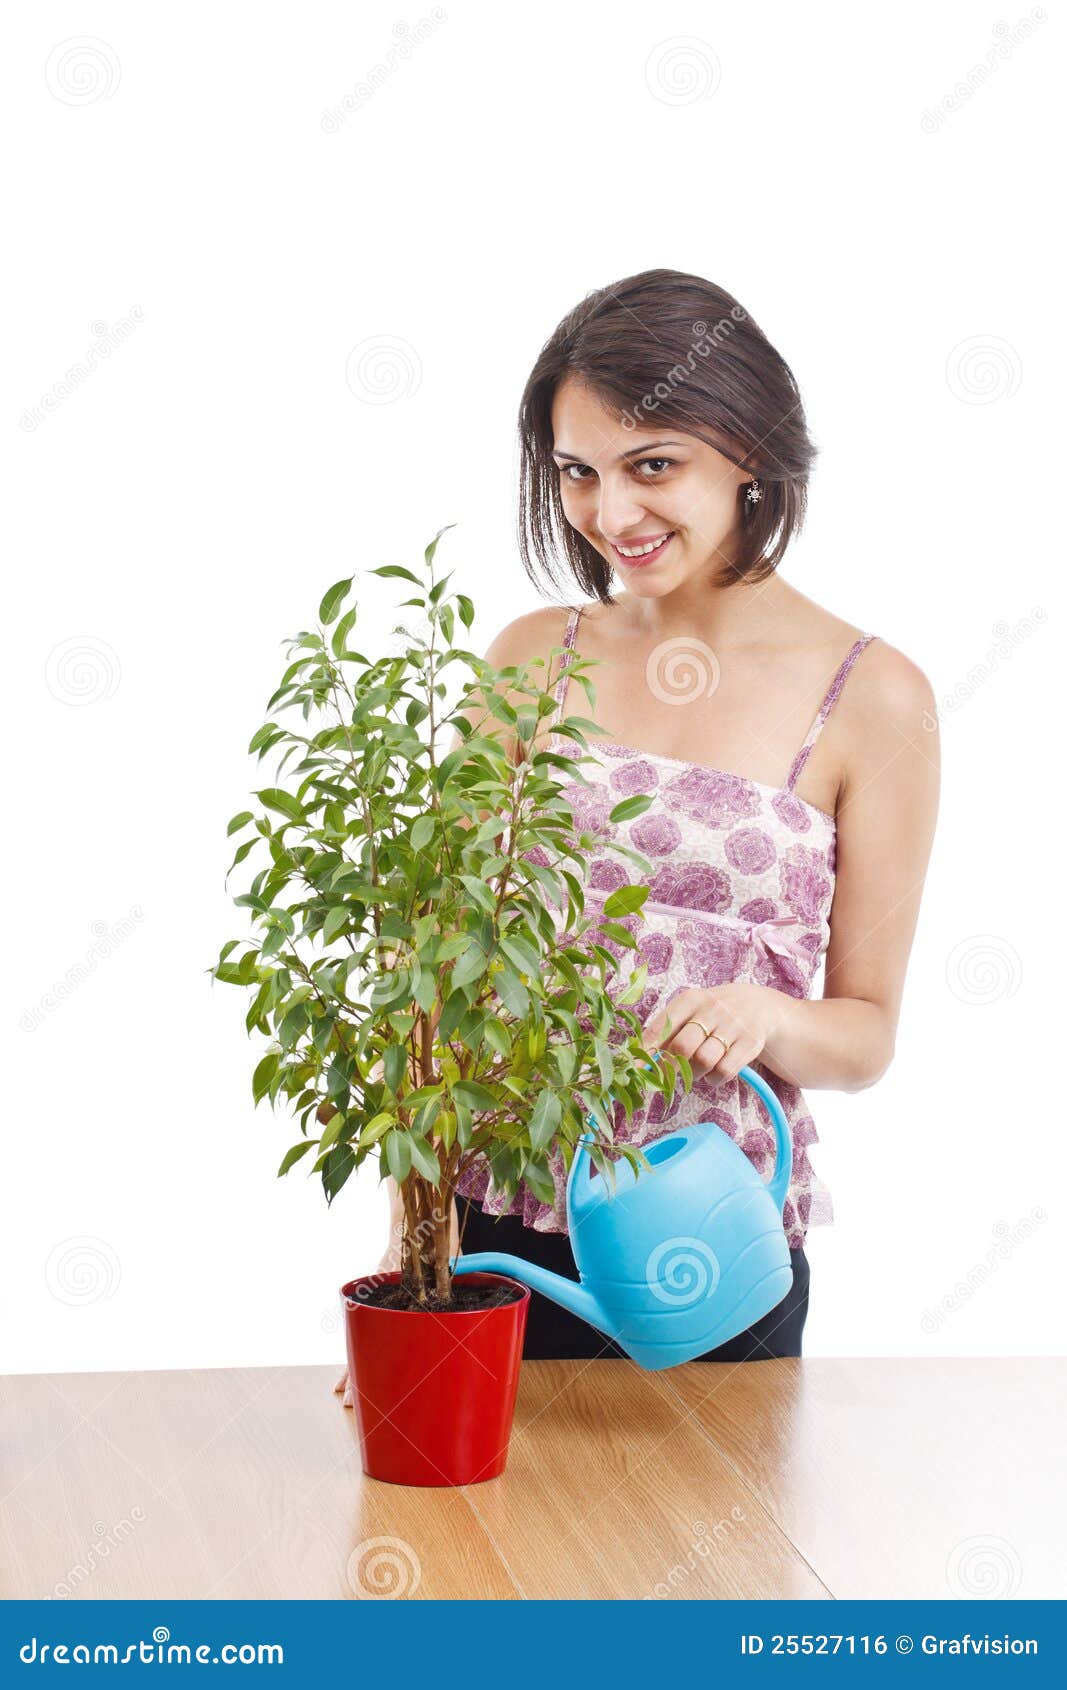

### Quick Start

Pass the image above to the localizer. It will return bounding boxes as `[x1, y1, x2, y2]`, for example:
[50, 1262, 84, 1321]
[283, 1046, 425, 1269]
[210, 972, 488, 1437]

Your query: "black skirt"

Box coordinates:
[455, 1193, 810, 1361]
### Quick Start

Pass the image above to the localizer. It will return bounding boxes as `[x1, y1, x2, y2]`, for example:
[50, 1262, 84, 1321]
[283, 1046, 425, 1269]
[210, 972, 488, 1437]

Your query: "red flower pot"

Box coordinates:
[341, 1270, 530, 1487]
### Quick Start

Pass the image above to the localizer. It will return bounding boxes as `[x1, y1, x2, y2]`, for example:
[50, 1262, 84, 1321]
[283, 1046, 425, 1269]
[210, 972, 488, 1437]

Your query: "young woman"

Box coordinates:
[337, 267, 939, 1400]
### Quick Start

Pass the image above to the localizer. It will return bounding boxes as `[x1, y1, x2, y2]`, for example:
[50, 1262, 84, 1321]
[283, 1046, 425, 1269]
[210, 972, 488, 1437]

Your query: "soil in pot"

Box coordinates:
[352, 1279, 525, 1313]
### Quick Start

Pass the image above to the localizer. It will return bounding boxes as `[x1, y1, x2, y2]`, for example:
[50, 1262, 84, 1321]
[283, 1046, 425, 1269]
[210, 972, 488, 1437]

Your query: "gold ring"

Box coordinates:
[692, 1019, 730, 1057]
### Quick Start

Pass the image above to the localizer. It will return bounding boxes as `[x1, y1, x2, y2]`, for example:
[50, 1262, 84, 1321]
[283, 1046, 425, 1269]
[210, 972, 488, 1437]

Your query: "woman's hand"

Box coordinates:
[641, 982, 787, 1081]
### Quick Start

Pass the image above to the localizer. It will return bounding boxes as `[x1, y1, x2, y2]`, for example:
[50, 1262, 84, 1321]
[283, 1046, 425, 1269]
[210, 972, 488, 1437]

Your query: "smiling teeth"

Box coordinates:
[615, 533, 671, 557]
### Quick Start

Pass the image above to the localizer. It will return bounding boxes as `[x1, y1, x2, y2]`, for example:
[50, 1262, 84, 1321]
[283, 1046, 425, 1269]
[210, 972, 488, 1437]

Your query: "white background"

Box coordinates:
[3, 1, 1062, 1374]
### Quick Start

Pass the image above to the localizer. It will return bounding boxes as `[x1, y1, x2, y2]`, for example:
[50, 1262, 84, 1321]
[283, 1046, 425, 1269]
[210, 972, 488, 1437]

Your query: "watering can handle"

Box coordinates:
[567, 1050, 793, 1222]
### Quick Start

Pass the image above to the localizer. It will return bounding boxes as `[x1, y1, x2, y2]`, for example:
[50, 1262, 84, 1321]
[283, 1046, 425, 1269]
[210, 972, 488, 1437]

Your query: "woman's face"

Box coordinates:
[549, 376, 753, 593]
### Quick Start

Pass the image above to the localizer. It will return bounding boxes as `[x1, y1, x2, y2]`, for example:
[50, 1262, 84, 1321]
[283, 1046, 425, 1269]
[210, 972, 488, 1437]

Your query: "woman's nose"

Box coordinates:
[596, 477, 650, 538]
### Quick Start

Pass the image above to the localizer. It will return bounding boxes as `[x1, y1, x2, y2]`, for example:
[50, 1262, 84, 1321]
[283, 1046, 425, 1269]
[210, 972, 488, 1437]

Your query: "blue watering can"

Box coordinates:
[451, 1060, 793, 1371]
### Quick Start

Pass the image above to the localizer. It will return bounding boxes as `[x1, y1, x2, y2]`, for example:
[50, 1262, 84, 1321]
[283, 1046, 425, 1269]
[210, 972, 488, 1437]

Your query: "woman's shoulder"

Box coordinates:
[789, 590, 935, 719]
[479, 603, 581, 672]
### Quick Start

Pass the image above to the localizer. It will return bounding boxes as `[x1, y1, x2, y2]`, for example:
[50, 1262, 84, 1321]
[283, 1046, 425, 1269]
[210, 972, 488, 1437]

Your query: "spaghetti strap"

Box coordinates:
[551, 605, 584, 726]
[784, 633, 878, 793]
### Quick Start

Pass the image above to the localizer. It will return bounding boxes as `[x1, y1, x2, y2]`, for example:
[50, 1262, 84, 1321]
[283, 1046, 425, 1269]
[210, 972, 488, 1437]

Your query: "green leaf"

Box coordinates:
[368, 564, 421, 583]
[330, 606, 357, 657]
[227, 810, 254, 836]
[407, 1136, 442, 1182]
[252, 1052, 279, 1103]
[322, 905, 350, 944]
[383, 1043, 407, 1094]
[436, 988, 470, 1043]
[322, 1144, 356, 1203]
[278, 1140, 316, 1176]
[384, 1130, 412, 1181]
[358, 1112, 394, 1147]
[608, 794, 654, 824]
[318, 577, 353, 624]
[499, 935, 540, 977]
[528, 1089, 561, 1153]
[483, 1017, 512, 1060]
[601, 884, 649, 918]
[595, 920, 637, 947]
[317, 1109, 347, 1149]
[458, 874, 497, 916]
[410, 814, 435, 851]
[522, 1161, 557, 1205]
[257, 788, 305, 823]
[449, 938, 490, 991]
[452, 1079, 501, 1112]
[424, 523, 457, 567]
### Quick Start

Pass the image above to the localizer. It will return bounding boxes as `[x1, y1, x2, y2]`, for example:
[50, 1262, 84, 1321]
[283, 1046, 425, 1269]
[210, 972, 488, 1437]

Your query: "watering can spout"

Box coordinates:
[452, 1252, 620, 1343]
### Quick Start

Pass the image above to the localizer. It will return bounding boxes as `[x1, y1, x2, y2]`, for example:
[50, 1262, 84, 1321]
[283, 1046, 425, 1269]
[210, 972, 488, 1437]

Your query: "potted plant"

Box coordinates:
[210, 526, 684, 1486]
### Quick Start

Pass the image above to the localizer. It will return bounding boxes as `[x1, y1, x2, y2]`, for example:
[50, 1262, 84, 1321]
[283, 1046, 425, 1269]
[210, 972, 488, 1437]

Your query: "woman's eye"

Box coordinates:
[559, 457, 674, 483]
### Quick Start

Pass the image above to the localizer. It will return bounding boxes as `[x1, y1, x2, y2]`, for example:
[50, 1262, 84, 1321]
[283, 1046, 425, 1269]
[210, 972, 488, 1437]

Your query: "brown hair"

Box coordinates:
[517, 268, 818, 601]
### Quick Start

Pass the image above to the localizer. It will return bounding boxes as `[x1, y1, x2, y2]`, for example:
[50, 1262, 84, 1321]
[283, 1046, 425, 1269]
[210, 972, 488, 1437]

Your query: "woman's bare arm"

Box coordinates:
[758, 641, 941, 1092]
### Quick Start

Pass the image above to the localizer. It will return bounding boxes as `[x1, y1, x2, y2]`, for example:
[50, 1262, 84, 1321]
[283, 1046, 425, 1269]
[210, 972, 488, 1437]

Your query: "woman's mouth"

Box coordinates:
[608, 531, 675, 567]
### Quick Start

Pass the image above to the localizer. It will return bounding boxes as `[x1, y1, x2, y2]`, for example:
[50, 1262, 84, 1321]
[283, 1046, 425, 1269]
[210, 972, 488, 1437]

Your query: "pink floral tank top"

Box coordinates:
[455, 605, 879, 1250]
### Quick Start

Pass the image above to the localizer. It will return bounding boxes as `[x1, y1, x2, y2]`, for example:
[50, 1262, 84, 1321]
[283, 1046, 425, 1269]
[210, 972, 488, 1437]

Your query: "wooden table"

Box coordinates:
[2, 1359, 1063, 1600]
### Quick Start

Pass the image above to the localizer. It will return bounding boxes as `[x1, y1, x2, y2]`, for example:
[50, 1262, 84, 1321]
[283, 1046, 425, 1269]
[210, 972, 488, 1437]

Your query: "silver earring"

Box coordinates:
[745, 479, 762, 506]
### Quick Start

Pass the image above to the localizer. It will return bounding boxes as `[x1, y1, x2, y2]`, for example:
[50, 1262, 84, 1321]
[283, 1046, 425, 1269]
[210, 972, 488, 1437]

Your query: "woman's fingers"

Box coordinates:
[334, 1367, 353, 1409]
